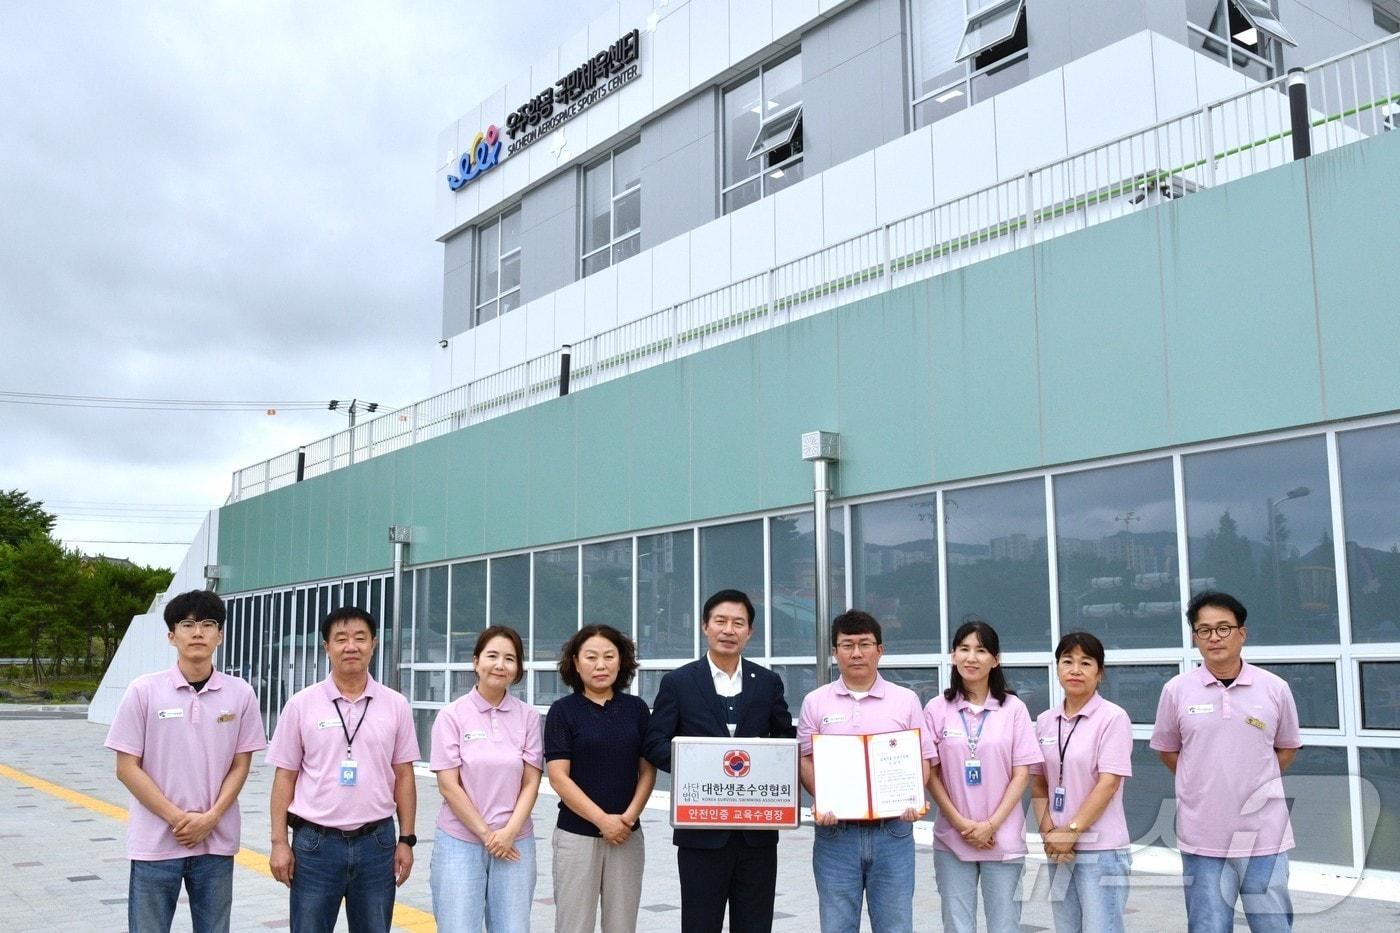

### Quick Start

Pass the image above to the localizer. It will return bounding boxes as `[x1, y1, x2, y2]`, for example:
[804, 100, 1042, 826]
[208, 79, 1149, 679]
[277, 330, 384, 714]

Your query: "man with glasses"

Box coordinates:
[1151, 591, 1302, 932]
[105, 589, 266, 933]
[797, 610, 934, 933]
[644, 588, 796, 933]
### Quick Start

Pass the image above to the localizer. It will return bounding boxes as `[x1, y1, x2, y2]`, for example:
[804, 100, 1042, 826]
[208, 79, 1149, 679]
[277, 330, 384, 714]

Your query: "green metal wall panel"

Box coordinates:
[526, 399, 578, 547]
[478, 417, 530, 554]
[755, 312, 841, 509]
[441, 428, 487, 560]
[689, 340, 763, 521]
[626, 364, 692, 531]
[575, 379, 634, 541]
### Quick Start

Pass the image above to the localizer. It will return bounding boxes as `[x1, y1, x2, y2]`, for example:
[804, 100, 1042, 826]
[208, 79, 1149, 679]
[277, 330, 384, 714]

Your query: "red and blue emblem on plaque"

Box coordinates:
[723, 749, 751, 778]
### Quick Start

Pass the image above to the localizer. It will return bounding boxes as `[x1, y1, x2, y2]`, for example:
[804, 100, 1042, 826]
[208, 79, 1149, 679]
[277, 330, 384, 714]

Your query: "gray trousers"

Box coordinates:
[551, 826, 645, 933]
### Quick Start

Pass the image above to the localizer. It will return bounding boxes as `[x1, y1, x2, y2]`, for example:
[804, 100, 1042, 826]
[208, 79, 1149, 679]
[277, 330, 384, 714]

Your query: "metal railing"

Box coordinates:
[229, 33, 1400, 503]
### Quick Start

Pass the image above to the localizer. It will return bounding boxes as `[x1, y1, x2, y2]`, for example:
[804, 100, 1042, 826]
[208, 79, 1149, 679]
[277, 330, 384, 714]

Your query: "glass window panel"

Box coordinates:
[1339, 424, 1400, 642]
[638, 669, 673, 707]
[1360, 747, 1400, 869]
[764, 158, 803, 195]
[417, 669, 447, 704]
[475, 298, 498, 325]
[613, 189, 641, 238]
[1054, 459, 1181, 649]
[1187, 0, 1227, 32]
[1099, 665, 1178, 724]
[612, 140, 641, 194]
[612, 233, 641, 265]
[1235, 0, 1297, 46]
[533, 547, 579, 662]
[355, 579, 368, 609]
[490, 554, 530, 635]
[957, 0, 1024, 61]
[413, 708, 434, 764]
[499, 290, 521, 316]
[476, 220, 499, 301]
[499, 251, 520, 294]
[1283, 745, 1351, 865]
[450, 668, 477, 698]
[583, 160, 612, 254]
[911, 0, 965, 98]
[582, 539, 632, 630]
[450, 561, 487, 664]
[881, 667, 941, 706]
[582, 250, 610, 278]
[1183, 436, 1338, 644]
[700, 520, 765, 650]
[763, 53, 802, 116]
[852, 494, 939, 655]
[1126, 740, 1179, 847]
[945, 479, 1052, 653]
[746, 106, 802, 161]
[1361, 662, 1400, 730]
[534, 669, 569, 707]
[414, 566, 448, 663]
[1002, 665, 1049, 719]
[914, 82, 969, 129]
[770, 510, 846, 658]
[499, 208, 521, 254]
[382, 578, 396, 678]
[722, 178, 762, 214]
[1253, 662, 1338, 729]
[637, 530, 695, 659]
[723, 75, 762, 186]
[969, 53, 1029, 102]
[770, 663, 816, 716]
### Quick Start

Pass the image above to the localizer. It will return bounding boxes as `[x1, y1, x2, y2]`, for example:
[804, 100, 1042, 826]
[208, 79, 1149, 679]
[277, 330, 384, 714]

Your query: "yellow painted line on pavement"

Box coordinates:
[0, 761, 437, 932]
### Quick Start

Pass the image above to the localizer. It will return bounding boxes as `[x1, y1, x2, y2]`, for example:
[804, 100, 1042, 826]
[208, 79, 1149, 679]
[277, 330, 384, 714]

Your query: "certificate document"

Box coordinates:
[811, 728, 928, 820]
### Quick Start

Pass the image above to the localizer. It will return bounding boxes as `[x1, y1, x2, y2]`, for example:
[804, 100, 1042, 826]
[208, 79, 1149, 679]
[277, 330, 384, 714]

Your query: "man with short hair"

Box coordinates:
[266, 607, 420, 933]
[798, 610, 934, 933]
[105, 588, 265, 933]
[1151, 591, 1302, 932]
[643, 589, 796, 933]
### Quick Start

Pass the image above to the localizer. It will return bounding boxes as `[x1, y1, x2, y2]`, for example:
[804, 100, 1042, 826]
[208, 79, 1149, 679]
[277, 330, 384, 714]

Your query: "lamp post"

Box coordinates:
[388, 525, 411, 692]
[801, 431, 840, 688]
[1267, 486, 1309, 630]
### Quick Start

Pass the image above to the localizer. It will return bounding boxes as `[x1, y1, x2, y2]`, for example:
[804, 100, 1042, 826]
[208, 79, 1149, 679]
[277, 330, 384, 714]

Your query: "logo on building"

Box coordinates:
[723, 749, 751, 778]
[446, 124, 503, 191]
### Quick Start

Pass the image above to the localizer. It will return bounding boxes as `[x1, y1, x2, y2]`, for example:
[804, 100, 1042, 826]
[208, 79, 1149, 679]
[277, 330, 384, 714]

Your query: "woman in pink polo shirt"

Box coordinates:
[429, 625, 543, 933]
[1030, 631, 1133, 933]
[924, 619, 1041, 933]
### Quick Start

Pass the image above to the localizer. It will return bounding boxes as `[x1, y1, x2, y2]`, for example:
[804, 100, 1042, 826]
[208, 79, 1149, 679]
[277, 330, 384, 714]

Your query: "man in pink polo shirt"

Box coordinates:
[266, 606, 420, 933]
[1151, 591, 1302, 932]
[798, 610, 935, 933]
[105, 589, 266, 933]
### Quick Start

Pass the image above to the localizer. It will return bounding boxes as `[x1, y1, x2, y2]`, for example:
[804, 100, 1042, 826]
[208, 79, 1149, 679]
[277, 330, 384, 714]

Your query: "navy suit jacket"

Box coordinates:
[642, 656, 796, 849]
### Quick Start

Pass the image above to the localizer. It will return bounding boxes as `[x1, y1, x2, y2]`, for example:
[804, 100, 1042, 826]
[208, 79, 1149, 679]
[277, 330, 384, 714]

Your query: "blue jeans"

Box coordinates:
[1046, 848, 1131, 933]
[430, 831, 537, 933]
[811, 819, 916, 932]
[1181, 851, 1293, 933]
[933, 846, 1024, 933]
[129, 854, 233, 933]
[289, 819, 398, 933]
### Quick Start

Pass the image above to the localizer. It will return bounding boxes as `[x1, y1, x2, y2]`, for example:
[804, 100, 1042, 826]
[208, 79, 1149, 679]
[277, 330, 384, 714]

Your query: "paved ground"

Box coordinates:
[2, 712, 1399, 931]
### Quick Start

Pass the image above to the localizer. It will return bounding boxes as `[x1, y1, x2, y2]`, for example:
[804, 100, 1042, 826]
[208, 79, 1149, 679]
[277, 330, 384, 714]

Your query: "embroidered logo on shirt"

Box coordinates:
[1187, 704, 1215, 715]
[463, 730, 488, 741]
[157, 708, 184, 720]
[1245, 716, 1268, 731]
[217, 711, 236, 723]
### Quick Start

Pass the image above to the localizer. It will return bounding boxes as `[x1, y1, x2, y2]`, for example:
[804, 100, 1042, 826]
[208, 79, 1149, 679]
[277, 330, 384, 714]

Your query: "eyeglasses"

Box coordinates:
[835, 640, 880, 653]
[176, 619, 222, 633]
[1192, 623, 1241, 640]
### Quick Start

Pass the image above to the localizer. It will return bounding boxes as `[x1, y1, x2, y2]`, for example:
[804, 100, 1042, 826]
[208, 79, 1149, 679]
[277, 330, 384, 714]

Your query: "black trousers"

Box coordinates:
[677, 835, 778, 933]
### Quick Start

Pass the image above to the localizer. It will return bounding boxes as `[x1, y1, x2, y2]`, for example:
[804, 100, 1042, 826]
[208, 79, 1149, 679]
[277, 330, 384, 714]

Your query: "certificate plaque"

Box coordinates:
[670, 736, 801, 829]
[812, 728, 928, 820]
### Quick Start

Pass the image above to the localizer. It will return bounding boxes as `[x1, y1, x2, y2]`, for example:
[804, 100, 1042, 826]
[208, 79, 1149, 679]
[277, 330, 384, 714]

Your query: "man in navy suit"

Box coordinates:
[643, 588, 797, 933]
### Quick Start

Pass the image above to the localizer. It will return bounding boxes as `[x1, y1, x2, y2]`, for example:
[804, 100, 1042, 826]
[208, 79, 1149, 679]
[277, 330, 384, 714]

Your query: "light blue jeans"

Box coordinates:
[430, 831, 537, 933]
[811, 819, 916, 932]
[1181, 851, 1293, 933]
[128, 854, 233, 933]
[933, 846, 1025, 933]
[1046, 848, 1131, 933]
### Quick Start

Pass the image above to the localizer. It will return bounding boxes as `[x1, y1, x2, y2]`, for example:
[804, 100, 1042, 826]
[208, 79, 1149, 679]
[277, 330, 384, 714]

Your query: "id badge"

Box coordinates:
[1052, 786, 1066, 812]
[964, 758, 982, 786]
[339, 759, 358, 787]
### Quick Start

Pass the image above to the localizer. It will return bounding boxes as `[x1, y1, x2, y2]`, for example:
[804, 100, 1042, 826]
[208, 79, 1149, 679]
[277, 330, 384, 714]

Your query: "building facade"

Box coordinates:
[98, 0, 1400, 881]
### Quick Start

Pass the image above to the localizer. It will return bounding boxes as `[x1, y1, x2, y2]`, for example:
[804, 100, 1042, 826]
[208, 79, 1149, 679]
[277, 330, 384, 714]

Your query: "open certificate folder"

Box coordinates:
[811, 728, 928, 820]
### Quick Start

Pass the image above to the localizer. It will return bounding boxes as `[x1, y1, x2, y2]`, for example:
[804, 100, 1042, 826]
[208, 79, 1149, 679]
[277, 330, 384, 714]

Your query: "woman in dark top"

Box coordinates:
[543, 624, 656, 933]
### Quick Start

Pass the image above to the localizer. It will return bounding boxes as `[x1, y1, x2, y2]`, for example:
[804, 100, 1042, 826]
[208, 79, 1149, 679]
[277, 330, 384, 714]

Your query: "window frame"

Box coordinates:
[580, 138, 642, 278]
[955, 0, 1026, 63]
[721, 48, 804, 214]
[1186, 0, 1289, 81]
[473, 207, 522, 327]
[908, 0, 1030, 130]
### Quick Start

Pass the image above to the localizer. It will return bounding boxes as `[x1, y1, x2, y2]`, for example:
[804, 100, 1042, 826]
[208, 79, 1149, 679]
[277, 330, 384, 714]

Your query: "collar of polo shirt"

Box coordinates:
[468, 686, 519, 712]
[834, 672, 888, 698]
[168, 666, 224, 692]
[1056, 690, 1104, 721]
[1193, 661, 1255, 687]
[321, 673, 384, 703]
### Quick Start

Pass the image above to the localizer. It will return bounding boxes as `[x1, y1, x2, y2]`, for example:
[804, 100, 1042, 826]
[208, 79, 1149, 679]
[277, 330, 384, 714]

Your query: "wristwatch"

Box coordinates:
[1067, 821, 1081, 833]
[398, 834, 417, 848]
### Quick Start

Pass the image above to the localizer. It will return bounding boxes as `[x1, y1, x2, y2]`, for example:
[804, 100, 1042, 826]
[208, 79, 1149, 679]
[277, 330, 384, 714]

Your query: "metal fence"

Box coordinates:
[229, 33, 1400, 503]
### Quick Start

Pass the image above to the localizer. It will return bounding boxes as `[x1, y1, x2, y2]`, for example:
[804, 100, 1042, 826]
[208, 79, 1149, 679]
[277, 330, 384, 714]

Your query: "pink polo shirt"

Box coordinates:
[430, 688, 543, 845]
[924, 692, 1041, 861]
[1029, 693, 1133, 850]
[797, 673, 937, 761]
[1150, 662, 1301, 857]
[265, 676, 419, 831]
[104, 667, 265, 860]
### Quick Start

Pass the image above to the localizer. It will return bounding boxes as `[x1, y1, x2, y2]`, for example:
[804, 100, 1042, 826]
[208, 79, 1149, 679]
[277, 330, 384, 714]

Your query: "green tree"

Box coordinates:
[78, 558, 173, 671]
[0, 536, 83, 680]
[0, 489, 56, 548]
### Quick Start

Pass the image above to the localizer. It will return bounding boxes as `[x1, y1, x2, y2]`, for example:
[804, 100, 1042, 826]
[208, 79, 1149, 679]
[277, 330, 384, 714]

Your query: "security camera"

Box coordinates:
[438, 339, 449, 349]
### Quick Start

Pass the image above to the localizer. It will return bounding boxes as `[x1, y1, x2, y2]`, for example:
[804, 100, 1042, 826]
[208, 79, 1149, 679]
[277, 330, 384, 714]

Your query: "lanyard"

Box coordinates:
[1056, 714, 1082, 769]
[958, 708, 988, 755]
[333, 696, 372, 757]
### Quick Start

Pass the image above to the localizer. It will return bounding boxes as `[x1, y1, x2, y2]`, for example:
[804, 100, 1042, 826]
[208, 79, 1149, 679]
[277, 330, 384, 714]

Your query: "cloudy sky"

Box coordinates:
[1, 0, 612, 569]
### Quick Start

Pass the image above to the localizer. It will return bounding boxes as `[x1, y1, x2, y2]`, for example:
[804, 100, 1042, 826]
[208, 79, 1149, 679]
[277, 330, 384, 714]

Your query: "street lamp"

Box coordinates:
[1267, 486, 1310, 630]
